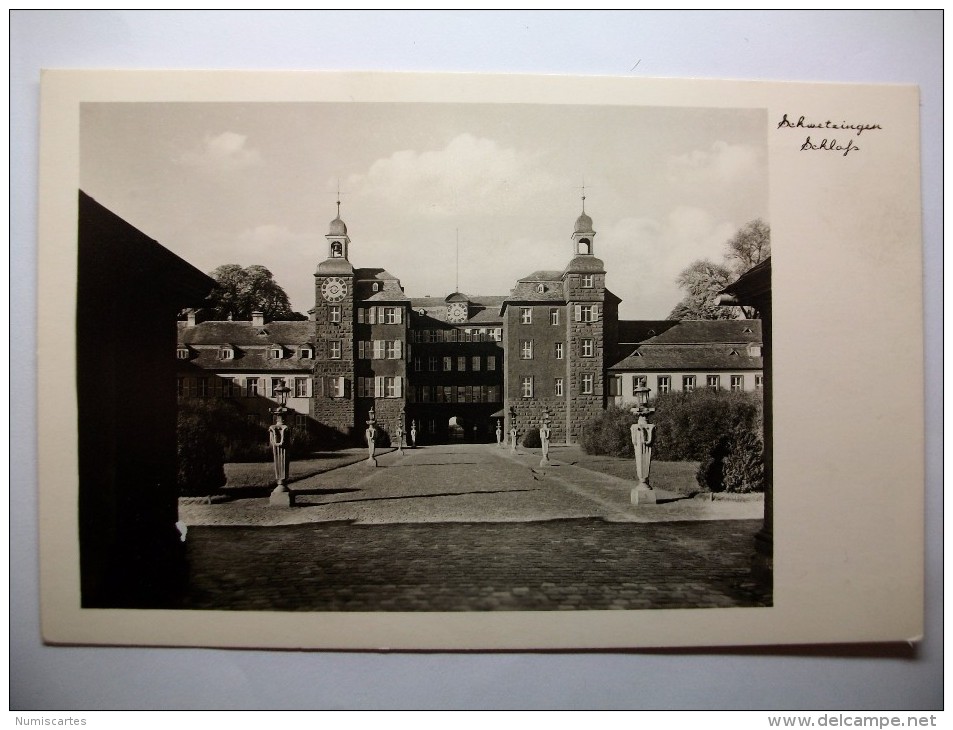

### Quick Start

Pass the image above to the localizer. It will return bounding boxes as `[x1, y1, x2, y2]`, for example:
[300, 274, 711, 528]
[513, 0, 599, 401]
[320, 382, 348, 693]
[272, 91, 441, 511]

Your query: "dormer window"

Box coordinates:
[176, 346, 190, 360]
[748, 344, 762, 357]
[299, 346, 314, 359]
[219, 346, 234, 360]
[330, 241, 343, 258]
[372, 283, 380, 292]
[271, 347, 284, 360]
[535, 283, 546, 294]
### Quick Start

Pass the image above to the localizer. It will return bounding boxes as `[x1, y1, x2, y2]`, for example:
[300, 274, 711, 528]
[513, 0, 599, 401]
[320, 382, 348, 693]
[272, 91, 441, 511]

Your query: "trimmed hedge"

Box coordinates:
[652, 389, 762, 462]
[521, 427, 542, 448]
[578, 406, 638, 458]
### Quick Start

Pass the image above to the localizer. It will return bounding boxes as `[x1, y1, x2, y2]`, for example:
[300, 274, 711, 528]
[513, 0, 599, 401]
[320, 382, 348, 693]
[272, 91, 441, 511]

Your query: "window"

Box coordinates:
[271, 347, 283, 360]
[608, 376, 621, 397]
[222, 378, 237, 397]
[520, 307, 532, 324]
[755, 374, 764, 390]
[270, 378, 284, 397]
[331, 377, 346, 398]
[329, 340, 342, 359]
[472, 356, 481, 371]
[386, 340, 399, 359]
[550, 308, 559, 325]
[429, 356, 440, 372]
[246, 378, 259, 397]
[749, 344, 762, 357]
[443, 356, 452, 371]
[657, 376, 671, 394]
[582, 274, 594, 288]
[683, 375, 696, 393]
[299, 346, 313, 359]
[383, 307, 398, 324]
[494, 328, 503, 341]
[487, 355, 496, 371]
[581, 339, 594, 357]
[632, 375, 647, 393]
[521, 376, 534, 398]
[520, 341, 533, 359]
[358, 377, 373, 398]
[581, 373, 594, 395]
[554, 378, 564, 397]
[372, 283, 380, 292]
[176, 378, 185, 397]
[457, 385, 468, 403]
[730, 375, 744, 391]
[414, 356, 422, 372]
[385, 377, 398, 398]
[535, 283, 545, 294]
[329, 305, 341, 323]
[458, 356, 466, 372]
[488, 385, 500, 402]
[218, 347, 233, 360]
[576, 304, 598, 323]
[707, 374, 721, 391]
[294, 377, 308, 398]
[176, 347, 190, 360]
[554, 342, 564, 359]
[295, 414, 308, 427]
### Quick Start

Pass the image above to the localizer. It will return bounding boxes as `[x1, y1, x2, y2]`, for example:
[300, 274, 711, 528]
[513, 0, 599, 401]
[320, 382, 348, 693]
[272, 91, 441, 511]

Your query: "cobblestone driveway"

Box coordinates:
[175, 444, 770, 611]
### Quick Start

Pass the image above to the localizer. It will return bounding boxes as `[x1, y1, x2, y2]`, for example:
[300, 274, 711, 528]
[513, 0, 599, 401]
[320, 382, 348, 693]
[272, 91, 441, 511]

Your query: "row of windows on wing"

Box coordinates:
[177, 375, 312, 399]
[409, 328, 503, 343]
[608, 373, 764, 396]
[518, 304, 600, 325]
[176, 345, 314, 361]
[516, 340, 598, 359]
[315, 376, 405, 399]
[517, 375, 598, 398]
[407, 385, 502, 404]
[412, 355, 498, 372]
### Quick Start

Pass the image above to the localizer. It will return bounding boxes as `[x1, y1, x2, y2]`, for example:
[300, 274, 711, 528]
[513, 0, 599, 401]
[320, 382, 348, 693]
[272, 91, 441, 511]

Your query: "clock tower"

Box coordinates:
[313, 202, 357, 439]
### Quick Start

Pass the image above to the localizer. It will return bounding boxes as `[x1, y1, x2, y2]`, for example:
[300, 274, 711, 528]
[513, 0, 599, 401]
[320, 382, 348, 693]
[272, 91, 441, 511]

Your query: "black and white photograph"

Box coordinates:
[76, 99, 772, 615]
[36, 69, 925, 654]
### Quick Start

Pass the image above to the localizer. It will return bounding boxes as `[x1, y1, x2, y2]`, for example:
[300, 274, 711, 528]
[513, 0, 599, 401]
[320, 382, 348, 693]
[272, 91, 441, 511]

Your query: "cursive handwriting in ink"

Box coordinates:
[800, 136, 860, 157]
[777, 113, 882, 136]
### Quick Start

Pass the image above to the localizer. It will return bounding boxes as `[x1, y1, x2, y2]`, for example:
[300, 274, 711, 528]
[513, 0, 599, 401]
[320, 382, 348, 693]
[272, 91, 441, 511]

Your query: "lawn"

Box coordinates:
[224, 447, 396, 489]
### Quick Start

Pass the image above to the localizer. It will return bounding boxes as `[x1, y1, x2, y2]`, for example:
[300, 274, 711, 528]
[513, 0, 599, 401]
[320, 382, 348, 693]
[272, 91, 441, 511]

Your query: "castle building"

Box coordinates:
[177, 199, 763, 446]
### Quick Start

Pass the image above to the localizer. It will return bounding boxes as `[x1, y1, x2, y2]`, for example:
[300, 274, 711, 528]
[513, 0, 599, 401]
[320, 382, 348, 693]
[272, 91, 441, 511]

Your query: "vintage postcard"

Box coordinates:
[38, 71, 923, 649]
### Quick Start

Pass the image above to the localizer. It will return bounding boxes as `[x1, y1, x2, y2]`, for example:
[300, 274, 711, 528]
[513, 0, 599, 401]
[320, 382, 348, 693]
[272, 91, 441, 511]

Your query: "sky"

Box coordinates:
[80, 101, 768, 320]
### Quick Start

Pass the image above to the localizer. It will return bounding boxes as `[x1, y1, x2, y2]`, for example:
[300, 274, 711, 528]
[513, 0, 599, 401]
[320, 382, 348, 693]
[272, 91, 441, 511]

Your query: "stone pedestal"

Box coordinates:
[630, 485, 656, 506]
[367, 456, 378, 467]
[269, 488, 294, 507]
[539, 455, 551, 467]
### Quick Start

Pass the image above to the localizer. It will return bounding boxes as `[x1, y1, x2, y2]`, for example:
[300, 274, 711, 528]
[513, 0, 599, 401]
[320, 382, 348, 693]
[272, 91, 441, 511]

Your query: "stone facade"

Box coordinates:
[176, 200, 763, 447]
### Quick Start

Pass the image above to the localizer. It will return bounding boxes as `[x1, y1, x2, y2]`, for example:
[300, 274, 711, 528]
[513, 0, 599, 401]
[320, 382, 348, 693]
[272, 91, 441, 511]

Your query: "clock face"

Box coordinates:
[447, 302, 467, 323]
[321, 277, 347, 302]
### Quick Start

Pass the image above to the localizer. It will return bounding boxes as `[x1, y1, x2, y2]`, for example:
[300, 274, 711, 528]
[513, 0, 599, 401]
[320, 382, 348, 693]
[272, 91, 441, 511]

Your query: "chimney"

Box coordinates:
[252, 311, 265, 326]
[185, 308, 204, 327]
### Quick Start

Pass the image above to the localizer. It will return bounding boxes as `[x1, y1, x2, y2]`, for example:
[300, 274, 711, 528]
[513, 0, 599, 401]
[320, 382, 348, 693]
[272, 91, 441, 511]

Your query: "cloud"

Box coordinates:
[666, 140, 760, 188]
[178, 131, 262, 172]
[345, 133, 563, 219]
[602, 207, 736, 319]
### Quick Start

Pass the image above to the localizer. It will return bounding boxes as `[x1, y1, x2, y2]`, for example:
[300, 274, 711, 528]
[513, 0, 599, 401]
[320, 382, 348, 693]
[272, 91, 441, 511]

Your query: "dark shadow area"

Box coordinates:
[292, 488, 534, 508]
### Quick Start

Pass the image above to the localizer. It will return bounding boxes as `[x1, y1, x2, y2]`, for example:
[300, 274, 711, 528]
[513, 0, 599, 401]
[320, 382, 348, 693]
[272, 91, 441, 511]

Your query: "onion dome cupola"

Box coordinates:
[318, 197, 355, 276]
[571, 194, 596, 256]
[325, 198, 350, 261]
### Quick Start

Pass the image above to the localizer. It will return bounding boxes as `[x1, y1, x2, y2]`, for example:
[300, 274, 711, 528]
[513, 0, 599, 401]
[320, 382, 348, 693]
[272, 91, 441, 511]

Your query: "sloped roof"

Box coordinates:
[617, 319, 762, 345]
[408, 295, 506, 324]
[519, 270, 564, 282]
[504, 279, 566, 303]
[610, 344, 762, 372]
[355, 267, 399, 281]
[178, 320, 314, 346]
[180, 350, 314, 373]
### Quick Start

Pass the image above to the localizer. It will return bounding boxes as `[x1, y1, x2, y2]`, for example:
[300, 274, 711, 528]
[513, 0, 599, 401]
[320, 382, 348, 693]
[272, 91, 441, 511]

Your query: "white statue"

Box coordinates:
[539, 418, 552, 466]
[630, 418, 655, 488]
[495, 419, 503, 447]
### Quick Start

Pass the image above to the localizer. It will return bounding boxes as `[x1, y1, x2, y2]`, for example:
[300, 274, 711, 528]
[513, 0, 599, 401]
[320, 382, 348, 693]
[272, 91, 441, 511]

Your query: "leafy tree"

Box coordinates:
[668, 260, 737, 320]
[204, 264, 303, 321]
[725, 218, 771, 277]
[668, 219, 770, 320]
